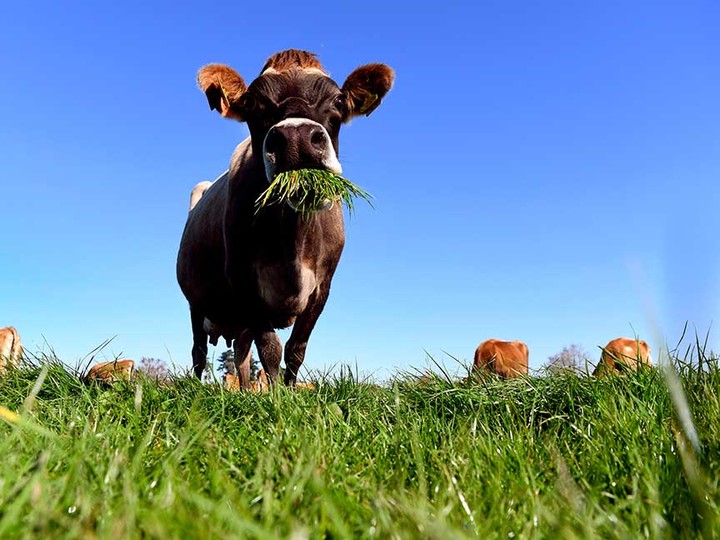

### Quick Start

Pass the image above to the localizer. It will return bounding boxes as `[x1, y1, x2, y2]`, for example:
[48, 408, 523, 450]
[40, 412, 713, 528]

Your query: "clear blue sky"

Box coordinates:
[2, 1, 719, 378]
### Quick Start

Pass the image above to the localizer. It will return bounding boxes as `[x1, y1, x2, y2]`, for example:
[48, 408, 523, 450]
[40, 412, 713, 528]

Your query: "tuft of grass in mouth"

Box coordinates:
[255, 169, 373, 216]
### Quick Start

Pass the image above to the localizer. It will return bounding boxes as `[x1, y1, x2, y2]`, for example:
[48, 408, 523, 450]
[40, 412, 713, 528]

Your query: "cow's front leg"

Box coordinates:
[284, 284, 330, 386]
[253, 327, 282, 384]
[233, 330, 253, 389]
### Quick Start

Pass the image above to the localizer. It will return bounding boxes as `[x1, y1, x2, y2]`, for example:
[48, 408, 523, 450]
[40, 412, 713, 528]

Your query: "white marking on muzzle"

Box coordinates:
[262, 118, 342, 182]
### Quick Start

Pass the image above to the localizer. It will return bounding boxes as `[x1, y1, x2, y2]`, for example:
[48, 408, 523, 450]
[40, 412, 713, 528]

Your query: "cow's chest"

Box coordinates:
[253, 261, 317, 316]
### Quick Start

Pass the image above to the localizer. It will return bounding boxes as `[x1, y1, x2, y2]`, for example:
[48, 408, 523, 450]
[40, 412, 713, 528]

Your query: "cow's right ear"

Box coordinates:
[341, 63, 395, 121]
[197, 64, 248, 121]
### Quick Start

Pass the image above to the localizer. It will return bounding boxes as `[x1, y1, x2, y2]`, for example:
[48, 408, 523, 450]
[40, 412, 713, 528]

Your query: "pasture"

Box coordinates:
[0, 352, 718, 539]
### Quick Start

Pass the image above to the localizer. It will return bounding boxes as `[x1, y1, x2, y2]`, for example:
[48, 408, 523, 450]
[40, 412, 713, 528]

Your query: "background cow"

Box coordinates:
[0, 326, 22, 370]
[593, 337, 652, 376]
[225, 369, 269, 392]
[84, 359, 136, 383]
[177, 49, 394, 388]
[474, 339, 529, 378]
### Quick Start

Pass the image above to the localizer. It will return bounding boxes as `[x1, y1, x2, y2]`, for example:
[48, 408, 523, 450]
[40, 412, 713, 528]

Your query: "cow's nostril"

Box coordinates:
[265, 128, 285, 154]
[310, 130, 326, 149]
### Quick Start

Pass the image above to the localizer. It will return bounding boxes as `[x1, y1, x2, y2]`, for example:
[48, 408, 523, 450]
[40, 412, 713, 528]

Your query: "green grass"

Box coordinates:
[0, 355, 719, 539]
[255, 169, 373, 216]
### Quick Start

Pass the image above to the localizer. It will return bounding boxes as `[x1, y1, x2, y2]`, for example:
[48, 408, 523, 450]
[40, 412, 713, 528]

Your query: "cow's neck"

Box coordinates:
[263, 203, 317, 262]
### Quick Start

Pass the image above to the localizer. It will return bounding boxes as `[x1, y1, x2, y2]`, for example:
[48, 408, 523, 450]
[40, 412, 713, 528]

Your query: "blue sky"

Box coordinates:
[1, 1, 719, 378]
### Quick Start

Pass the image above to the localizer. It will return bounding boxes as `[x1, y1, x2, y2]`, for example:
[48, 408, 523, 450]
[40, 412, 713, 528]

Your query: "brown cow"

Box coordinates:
[0, 326, 22, 369]
[177, 49, 394, 389]
[85, 360, 135, 383]
[593, 337, 652, 376]
[225, 369, 269, 392]
[473, 339, 529, 378]
[225, 369, 314, 392]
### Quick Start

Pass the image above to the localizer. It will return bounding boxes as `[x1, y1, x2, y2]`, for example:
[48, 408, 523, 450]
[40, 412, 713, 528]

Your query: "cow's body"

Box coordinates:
[473, 339, 529, 378]
[85, 360, 135, 383]
[593, 337, 652, 376]
[177, 50, 393, 388]
[225, 369, 269, 392]
[225, 369, 313, 391]
[0, 326, 22, 369]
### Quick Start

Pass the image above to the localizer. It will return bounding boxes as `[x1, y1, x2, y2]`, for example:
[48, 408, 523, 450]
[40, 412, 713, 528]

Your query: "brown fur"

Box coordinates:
[474, 339, 529, 378]
[85, 360, 135, 383]
[197, 52, 394, 125]
[260, 49, 325, 74]
[0, 326, 22, 369]
[225, 369, 314, 392]
[197, 64, 247, 120]
[341, 63, 395, 119]
[225, 369, 269, 392]
[593, 337, 652, 376]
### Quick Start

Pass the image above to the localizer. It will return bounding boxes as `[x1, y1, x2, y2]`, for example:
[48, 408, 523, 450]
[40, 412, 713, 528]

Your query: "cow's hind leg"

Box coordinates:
[233, 330, 253, 389]
[253, 328, 282, 385]
[190, 308, 208, 379]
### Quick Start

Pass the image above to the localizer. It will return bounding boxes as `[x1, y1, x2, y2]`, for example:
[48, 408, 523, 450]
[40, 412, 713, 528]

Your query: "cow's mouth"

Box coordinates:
[255, 167, 372, 216]
[257, 168, 341, 215]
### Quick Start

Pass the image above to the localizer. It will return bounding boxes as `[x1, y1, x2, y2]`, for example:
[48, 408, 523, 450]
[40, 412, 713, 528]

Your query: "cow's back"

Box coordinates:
[594, 337, 651, 376]
[474, 339, 529, 378]
[176, 173, 229, 307]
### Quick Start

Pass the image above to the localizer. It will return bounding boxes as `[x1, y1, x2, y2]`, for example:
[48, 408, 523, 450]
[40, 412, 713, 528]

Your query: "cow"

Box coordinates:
[473, 339, 529, 378]
[0, 326, 22, 369]
[226, 369, 314, 392]
[593, 337, 652, 376]
[85, 359, 135, 383]
[177, 49, 394, 389]
[225, 369, 269, 392]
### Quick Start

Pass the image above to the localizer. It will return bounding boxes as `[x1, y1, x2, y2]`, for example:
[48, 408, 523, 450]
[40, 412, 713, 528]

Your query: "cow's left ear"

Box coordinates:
[197, 64, 248, 121]
[341, 63, 394, 121]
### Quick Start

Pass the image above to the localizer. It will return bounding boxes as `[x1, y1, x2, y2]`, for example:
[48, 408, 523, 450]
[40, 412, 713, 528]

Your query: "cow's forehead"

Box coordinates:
[248, 69, 341, 104]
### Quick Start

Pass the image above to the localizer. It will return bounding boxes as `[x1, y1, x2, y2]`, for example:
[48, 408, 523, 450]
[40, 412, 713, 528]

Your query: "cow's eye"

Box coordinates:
[239, 93, 257, 113]
[333, 96, 346, 112]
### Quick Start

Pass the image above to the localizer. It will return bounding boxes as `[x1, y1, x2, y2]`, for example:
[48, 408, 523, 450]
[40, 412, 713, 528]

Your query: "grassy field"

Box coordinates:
[0, 352, 718, 539]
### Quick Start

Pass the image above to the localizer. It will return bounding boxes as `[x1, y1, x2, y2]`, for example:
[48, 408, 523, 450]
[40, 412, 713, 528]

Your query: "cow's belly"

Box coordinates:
[254, 263, 317, 320]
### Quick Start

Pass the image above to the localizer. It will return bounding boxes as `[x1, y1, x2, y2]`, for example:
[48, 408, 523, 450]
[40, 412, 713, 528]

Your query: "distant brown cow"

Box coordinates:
[225, 369, 314, 391]
[225, 369, 269, 392]
[0, 326, 22, 369]
[593, 337, 652, 376]
[85, 360, 135, 383]
[473, 339, 529, 378]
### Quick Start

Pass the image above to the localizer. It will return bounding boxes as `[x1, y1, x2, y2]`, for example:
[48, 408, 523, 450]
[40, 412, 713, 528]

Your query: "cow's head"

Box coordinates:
[197, 49, 394, 182]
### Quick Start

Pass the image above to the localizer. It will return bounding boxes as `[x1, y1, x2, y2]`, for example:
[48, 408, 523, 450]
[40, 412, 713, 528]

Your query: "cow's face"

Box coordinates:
[243, 70, 347, 179]
[197, 50, 394, 182]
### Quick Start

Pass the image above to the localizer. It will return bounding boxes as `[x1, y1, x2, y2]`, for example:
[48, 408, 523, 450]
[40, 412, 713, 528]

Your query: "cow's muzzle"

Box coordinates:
[263, 118, 342, 182]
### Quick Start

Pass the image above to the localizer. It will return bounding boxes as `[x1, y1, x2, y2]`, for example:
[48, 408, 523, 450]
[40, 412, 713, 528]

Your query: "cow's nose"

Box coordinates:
[264, 125, 287, 156]
[263, 118, 342, 179]
[265, 121, 331, 163]
[308, 125, 329, 152]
